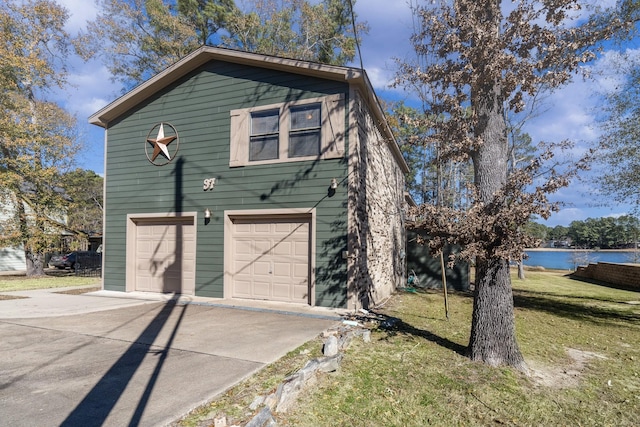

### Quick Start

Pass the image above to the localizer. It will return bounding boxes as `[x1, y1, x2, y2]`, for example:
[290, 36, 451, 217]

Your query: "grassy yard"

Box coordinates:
[0, 272, 100, 292]
[178, 270, 640, 426]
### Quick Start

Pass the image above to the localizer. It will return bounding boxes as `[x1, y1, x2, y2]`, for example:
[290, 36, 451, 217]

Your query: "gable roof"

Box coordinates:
[88, 46, 408, 173]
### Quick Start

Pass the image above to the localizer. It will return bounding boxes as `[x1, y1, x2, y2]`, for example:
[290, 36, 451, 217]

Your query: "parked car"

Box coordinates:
[49, 251, 101, 270]
[49, 252, 79, 269]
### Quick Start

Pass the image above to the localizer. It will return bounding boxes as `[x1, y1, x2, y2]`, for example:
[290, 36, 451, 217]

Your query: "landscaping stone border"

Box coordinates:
[210, 322, 372, 427]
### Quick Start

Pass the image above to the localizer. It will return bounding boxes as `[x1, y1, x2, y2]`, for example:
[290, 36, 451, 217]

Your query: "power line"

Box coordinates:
[347, 0, 364, 72]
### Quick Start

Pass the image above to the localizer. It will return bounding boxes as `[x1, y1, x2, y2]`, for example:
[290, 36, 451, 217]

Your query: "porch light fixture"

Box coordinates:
[204, 208, 212, 219]
[330, 178, 338, 190]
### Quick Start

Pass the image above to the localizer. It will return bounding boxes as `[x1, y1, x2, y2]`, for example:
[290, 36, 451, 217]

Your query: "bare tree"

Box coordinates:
[395, 0, 637, 370]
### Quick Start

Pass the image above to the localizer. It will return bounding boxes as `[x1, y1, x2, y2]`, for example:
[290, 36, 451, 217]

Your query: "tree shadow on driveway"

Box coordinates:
[60, 298, 187, 427]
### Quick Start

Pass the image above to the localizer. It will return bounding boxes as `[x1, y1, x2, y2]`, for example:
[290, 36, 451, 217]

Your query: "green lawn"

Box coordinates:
[0, 273, 100, 292]
[179, 270, 640, 427]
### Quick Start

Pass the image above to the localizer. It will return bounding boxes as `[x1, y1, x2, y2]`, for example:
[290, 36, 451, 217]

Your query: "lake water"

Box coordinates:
[523, 250, 639, 270]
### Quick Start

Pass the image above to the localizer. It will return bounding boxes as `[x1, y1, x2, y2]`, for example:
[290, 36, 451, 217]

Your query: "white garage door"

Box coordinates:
[134, 217, 195, 295]
[231, 217, 310, 303]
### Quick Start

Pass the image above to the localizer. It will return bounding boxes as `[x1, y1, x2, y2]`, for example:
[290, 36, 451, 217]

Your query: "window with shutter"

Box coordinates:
[229, 94, 345, 167]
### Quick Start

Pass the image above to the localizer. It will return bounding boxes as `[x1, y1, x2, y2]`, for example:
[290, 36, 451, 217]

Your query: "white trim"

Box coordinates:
[224, 208, 316, 305]
[101, 127, 107, 287]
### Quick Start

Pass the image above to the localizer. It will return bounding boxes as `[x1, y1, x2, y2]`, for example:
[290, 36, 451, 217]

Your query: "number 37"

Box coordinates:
[203, 178, 216, 191]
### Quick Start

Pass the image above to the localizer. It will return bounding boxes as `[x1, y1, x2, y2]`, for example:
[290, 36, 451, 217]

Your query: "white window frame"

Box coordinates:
[229, 94, 345, 167]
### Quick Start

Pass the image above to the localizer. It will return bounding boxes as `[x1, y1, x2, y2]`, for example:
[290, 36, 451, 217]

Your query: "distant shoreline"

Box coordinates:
[526, 248, 637, 252]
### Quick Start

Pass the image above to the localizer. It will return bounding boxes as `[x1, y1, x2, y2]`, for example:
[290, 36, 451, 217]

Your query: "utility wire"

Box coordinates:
[347, 0, 364, 72]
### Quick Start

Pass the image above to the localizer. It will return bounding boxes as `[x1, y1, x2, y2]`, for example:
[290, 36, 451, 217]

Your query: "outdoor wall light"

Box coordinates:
[204, 208, 212, 219]
[330, 178, 338, 190]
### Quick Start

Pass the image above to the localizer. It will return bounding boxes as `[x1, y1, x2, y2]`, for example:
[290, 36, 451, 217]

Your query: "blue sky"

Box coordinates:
[53, 0, 638, 226]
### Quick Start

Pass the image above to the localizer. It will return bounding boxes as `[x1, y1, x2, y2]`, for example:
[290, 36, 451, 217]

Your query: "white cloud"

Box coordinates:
[56, 0, 98, 33]
[352, 1, 414, 90]
[54, 63, 117, 118]
[544, 208, 586, 226]
[604, 212, 630, 219]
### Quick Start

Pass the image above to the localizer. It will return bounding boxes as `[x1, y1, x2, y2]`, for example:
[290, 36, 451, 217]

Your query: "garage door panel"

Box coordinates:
[234, 239, 253, 256]
[293, 263, 308, 279]
[274, 222, 292, 233]
[272, 283, 291, 300]
[253, 240, 272, 255]
[253, 260, 271, 276]
[133, 218, 195, 295]
[272, 241, 292, 256]
[234, 223, 252, 234]
[293, 285, 308, 300]
[291, 223, 308, 235]
[253, 280, 271, 297]
[231, 216, 311, 304]
[254, 223, 271, 233]
[273, 262, 291, 278]
[294, 241, 308, 256]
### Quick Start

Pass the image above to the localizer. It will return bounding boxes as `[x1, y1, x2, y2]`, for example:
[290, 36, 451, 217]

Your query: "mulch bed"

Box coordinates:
[54, 286, 101, 295]
[0, 295, 28, 300]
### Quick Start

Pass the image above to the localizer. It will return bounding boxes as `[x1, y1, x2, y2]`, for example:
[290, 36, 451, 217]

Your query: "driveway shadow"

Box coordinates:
[60, 298, 187, 427]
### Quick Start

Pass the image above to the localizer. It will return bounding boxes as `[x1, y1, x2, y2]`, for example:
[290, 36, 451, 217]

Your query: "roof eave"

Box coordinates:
[88, 46, 363, 128]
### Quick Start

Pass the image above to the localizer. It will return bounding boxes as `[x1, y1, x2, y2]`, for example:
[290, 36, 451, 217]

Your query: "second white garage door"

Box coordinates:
[230, 217, 311, 304]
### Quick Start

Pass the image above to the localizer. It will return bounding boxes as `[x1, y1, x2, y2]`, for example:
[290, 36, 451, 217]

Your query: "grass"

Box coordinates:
[0, 272, 100, 293]
[176, 269, 640, 427]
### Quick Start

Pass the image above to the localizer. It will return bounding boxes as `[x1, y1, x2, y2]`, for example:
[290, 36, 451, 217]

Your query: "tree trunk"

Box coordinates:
[469, 257, 527, 371]
[25, 251, 46, 277]
[517, 261, 525, 280]
[16, 192, 46, 277]
[468, 73, 527, 370]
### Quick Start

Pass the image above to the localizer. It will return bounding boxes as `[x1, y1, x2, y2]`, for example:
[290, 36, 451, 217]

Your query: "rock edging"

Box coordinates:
[221, 322, 371, 427]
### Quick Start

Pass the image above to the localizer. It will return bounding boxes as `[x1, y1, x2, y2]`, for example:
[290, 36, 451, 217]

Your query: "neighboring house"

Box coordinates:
[0, 189, 72, 272]
[0, 203, 26, 272]
[89, 46, 409, 309]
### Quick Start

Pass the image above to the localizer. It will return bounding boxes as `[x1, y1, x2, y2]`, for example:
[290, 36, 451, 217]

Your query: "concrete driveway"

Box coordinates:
[0, 289, 339, 426]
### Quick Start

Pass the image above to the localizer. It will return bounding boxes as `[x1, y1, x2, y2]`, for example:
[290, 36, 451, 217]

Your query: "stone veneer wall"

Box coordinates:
[348, 89, 406, 309]
[573, 262, 640, 290]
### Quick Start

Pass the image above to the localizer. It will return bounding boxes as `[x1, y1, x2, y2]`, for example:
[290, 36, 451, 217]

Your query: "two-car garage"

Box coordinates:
[126, 210, 314, 305]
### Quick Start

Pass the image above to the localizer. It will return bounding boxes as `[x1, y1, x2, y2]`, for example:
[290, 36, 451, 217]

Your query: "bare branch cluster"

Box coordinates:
[396, 0, 637, 262]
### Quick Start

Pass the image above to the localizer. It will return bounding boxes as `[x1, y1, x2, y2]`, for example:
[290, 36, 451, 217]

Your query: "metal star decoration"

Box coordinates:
[145, 123, 179, 165]
[147, 123, 176, 161]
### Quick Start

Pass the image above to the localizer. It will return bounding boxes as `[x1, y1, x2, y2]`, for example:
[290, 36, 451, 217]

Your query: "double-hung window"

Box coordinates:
[289, 104, 321, 158]
[250, 110, 279, 161]
[230, 94, 344, 167]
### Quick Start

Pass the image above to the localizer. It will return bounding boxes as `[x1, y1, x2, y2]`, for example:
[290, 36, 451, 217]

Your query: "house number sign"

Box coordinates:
[203, 178, 216, 191]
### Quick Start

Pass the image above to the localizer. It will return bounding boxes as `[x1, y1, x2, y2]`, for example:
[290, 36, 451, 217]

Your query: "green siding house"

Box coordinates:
[89, 46, 408, 309]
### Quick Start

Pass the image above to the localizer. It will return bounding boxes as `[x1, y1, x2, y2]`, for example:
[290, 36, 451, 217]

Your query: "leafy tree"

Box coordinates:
[222, 0, 367, 66]
[0, 0, 80, 276]
[83, 0, 365, 89]
[548, 225, 569, 241]
[388, 102, 436, 205]
[595, 52, 640, 212]
[395, 0, 637, 370]
[64, 169, 104, 239]
[523, 221, 548, 242]
[566, 215, 640, 248]
[618, 215, 640, 246]
[81, 0, 236, 89]
[178, 0, 236, 45]
[389, 102, 474, 208]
